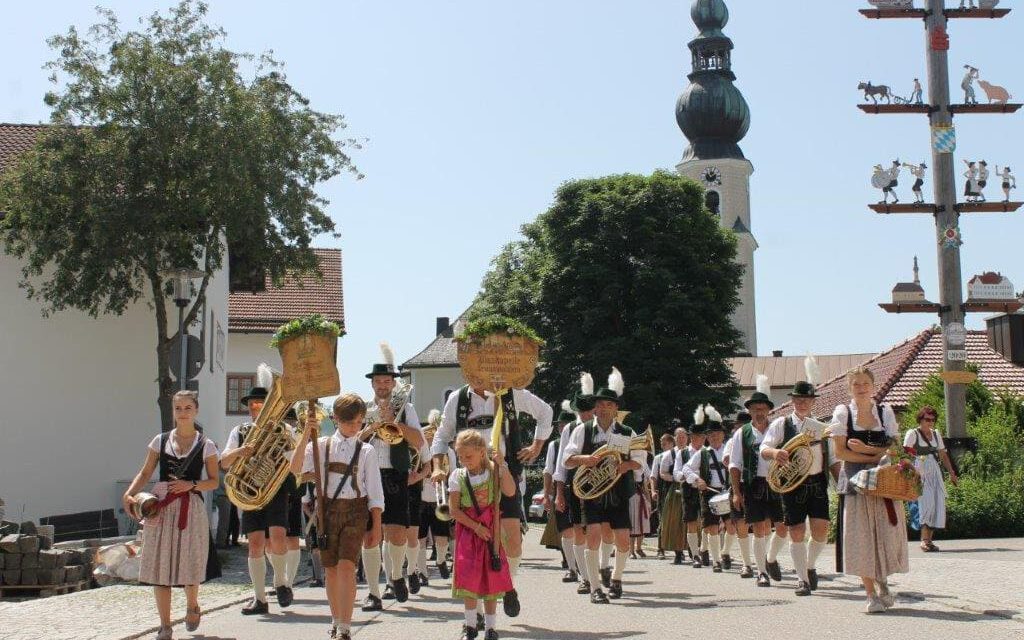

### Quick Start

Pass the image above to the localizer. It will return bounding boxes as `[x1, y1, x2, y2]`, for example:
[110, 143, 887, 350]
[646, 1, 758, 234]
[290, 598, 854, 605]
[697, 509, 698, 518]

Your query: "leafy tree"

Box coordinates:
[0, 1, 360, 428]
[473, 171, 743, 430]
[899, 365, 994, 434]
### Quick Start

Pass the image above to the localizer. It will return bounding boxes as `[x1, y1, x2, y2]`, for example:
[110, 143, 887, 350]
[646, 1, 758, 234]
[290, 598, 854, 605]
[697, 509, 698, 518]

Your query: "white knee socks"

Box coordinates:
[767, 531, 786, 562]
[285, 548, 301, 587]
[723, 533, 736, 557]
[738, 536, 753, 566]
[388, 543, 407, 580]
[613, 548, 628, 580]
[709, 533, 722, 563]
[405, 544, 419, 577]
[808, 538, 826, 570]
[574, 543, 588, 582]
[435, 538, 450, 565]
[362, 547, 383, 597]
[508, 555, 521, 578]
[248, 556, 267, 601]
[268, 553, 288, 588]
[753, 536, 768, 573]
[585, 548, 601, 589]
[687, 532, 700, 558]
[791, 540, 809, 582]
[600, 542, 613, 568]
[417, 542, 429, 575]
[561, 538, 577, 573]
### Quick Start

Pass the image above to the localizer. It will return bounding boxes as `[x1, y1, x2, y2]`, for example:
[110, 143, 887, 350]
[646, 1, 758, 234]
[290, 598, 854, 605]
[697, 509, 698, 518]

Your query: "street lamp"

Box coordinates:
[161, 267, 206, 390]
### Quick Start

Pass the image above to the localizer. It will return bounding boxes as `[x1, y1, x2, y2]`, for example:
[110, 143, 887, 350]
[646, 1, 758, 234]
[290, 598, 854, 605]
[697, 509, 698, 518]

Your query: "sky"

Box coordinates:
[2, 1, 1021, 396]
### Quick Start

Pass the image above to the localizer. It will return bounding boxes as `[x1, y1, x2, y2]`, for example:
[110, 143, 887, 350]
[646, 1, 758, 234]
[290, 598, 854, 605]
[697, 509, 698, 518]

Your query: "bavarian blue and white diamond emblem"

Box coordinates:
[932, 125, 956, 154]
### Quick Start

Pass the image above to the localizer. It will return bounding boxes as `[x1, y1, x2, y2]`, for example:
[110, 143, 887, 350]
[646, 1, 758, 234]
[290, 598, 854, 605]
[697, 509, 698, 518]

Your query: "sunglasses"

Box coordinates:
[920, 417, 937, 423]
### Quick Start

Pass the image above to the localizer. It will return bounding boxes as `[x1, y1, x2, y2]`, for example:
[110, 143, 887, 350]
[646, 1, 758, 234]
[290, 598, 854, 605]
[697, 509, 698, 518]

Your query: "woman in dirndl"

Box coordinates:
[903, 406, 958, 552]
[628, 459, 651, 558]
[830, 367, 909, 614]
[658, 428, 688, 563]
[123, 391, 222, 640]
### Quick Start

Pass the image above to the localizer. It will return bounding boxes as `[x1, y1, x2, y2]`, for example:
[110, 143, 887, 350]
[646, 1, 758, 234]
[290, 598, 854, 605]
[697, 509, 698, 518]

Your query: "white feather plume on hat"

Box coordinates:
[693, 405, 706, 425]
[561, 399, 572, 412]
[427, 409, 442, 427]
[379, 342, 395, 367]
[805, 354, 821, 385]
[704, 404, 722, 423]
[256, 363, 273, 390]
[608, 367, 624, 397]
[756, 374, 770, 396]
[580, 372, 594, 396]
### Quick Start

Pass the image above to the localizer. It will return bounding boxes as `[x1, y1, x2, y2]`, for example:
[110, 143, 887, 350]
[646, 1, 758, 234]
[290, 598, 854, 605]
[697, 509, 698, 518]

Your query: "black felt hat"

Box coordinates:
[365, 363, 400, 379]
[788, 381, 819, 398]
[744, 392, 775, 409]
[571, 391, 596, 412]
[240, 387, 268, 406]
[592, 388, 622, 404]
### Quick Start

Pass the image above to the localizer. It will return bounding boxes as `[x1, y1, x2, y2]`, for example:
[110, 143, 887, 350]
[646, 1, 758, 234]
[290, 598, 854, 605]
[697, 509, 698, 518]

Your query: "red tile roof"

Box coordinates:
[772, 328, 1024, 419]
[0, 123, 47, 174]
[228, 248, 344, 333]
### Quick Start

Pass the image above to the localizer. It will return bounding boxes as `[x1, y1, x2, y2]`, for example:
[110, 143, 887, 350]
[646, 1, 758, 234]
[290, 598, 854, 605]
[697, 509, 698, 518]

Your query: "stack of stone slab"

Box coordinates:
[0, 521, 92, 589]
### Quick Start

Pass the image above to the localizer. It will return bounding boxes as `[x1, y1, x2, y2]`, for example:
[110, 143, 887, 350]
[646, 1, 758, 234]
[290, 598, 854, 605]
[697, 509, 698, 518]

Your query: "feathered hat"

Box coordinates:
[689, 405, 707, 435]
[558, 399, 576, 423]
[703, 404, 724, 432]
[744, 373, 775, 409]
[592, 367, 624, 404]
[366, 342, 401, 378]
[241, 363, 274, 406]
[572, 372, 597, 412]
[788, 354, 821, 398]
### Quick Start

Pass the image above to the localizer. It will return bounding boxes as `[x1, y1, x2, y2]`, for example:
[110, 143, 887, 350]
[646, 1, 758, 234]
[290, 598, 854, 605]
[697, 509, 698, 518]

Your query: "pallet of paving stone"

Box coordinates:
[0, 579, 90, 600]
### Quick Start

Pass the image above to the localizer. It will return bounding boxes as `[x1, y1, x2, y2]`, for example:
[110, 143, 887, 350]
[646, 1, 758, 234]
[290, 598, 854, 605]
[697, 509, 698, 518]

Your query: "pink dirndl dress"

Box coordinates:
[451, 469, 513, 601]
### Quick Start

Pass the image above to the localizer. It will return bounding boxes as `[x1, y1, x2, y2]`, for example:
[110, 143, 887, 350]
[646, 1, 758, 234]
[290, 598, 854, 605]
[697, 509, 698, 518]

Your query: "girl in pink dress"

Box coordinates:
[448, 430, 516, 640]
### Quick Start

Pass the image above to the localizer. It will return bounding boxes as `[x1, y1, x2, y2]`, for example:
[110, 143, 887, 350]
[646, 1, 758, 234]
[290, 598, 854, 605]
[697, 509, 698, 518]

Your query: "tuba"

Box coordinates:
[572, 429, 654, 500]
[766, 423, 831, 494]
[361, 380, 414, 446]
[225, 371, 297, 511]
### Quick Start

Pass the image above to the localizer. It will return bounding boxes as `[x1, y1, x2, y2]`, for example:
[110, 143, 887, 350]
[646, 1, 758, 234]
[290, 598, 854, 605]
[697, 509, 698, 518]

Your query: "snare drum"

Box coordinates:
[709, 491, 732, 517]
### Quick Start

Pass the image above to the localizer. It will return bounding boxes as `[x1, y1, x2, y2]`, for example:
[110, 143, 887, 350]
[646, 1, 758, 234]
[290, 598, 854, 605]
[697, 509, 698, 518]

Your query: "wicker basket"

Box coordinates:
[864, 465, 921, 502]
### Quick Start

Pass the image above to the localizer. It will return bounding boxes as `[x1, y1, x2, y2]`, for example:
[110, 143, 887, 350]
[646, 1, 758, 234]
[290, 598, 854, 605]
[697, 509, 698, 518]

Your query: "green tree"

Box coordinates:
[473, 171, 743, 430]
[900, 365, 994, 434]
[0, 1, 360, 427]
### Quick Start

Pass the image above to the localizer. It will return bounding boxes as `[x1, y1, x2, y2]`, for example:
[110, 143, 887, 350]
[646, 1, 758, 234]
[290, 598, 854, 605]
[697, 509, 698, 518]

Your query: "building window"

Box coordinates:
[227, 373, 256, 414]
[705, 190, 721, 216]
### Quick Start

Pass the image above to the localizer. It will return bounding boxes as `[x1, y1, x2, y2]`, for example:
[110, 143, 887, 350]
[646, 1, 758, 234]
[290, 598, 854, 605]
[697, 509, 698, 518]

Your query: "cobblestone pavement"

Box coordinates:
[0, 543, 310, 640]
[2, 534, 1021, 640]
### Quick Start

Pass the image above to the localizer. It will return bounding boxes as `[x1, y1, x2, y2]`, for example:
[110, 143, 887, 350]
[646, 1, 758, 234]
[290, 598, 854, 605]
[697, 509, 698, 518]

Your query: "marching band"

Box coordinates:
[123, 346, 917, 640]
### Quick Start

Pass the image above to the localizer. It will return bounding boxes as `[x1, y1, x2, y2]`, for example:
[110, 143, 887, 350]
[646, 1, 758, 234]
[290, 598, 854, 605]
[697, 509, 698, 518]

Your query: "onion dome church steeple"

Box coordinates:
[675, 0, 758, 356]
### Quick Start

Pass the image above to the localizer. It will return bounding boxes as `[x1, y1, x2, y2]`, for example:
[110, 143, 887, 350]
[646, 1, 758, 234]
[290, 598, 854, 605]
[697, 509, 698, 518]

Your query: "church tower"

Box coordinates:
[675, 0, 757, 356]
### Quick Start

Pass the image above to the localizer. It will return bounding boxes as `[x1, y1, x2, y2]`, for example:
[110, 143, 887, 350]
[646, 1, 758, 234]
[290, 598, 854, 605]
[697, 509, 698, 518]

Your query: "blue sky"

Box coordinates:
[2, 1, 1021, 396]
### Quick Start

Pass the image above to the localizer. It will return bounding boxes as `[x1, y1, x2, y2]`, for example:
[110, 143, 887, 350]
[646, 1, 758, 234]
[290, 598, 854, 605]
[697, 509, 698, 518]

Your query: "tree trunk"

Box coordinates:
[150, 271, 174, 432]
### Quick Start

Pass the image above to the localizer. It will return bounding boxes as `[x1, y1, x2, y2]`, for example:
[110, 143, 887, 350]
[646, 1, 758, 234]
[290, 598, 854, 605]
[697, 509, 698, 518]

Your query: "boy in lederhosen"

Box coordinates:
[681, 406, 730, 572]
[673, 411, 707, 569]
[555, 377, 597, 594]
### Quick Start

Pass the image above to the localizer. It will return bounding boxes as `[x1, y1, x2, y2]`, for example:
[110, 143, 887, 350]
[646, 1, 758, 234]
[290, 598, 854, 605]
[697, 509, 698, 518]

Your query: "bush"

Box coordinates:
[942, 470, 1024, 539]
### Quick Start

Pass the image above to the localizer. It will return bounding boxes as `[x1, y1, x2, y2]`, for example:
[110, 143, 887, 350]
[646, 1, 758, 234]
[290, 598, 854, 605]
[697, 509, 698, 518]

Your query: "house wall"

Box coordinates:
[221, 332, 282, 438]
[407, 367, 465, 424]
[0, 252, 229, 526]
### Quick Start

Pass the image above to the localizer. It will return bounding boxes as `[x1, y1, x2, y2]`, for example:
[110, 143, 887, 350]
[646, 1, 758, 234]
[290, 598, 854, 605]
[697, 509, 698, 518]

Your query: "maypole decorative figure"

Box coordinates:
[868, 0, 915, 7]
[910, 78, 923, 104]
[959, 0, 1001, 9]
[903, 161, 928, 203]
[963, 160, 981, 202]
[995, 165, 1016, 202]
[872, 160, 901, 204]
[977, 161, 990, 202]
[858, 81, 891, 104]
[961, 66, 979, 105]
[977, 78, 1011, 105]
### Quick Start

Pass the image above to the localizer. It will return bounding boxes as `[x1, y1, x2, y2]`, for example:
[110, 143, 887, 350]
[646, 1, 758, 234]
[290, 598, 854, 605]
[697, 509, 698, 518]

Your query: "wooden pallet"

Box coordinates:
[0, 579, 90, 599]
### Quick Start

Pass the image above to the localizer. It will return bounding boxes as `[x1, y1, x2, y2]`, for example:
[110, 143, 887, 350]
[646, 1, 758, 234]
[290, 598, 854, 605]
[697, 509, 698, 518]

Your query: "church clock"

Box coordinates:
[700, 166, 722, 186]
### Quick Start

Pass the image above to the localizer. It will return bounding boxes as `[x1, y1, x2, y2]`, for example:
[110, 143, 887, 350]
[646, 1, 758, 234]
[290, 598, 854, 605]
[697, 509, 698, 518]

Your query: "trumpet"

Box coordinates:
[572, 429, 654, 500]
[434, 454, 452, 521]
[361, 380, 414, 445]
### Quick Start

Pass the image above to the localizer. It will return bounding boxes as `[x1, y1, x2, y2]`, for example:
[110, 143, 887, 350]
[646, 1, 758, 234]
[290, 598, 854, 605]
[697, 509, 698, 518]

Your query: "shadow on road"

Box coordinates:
[505, 624, 643, 639]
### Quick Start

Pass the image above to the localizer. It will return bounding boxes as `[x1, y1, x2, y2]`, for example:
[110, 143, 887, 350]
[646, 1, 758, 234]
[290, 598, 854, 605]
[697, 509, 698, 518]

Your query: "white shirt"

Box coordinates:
[660, 447, 683, 481]
[727, 423, 772, 479]
[431, 387, 553, 458]
[447, 466, 497, 506]
[421, 448, 457, 502]
[554, 421, 579, 483]
[225, 422, 253, 451]
[651, 451, 666, 481]
[365, 399, 422, 469]
[683, 444, 728, 489]
[829, 402, 899, 440]
[301, 431, 385, 511]
[761, 413, 838, 476]
[722, 437, 736, 466]
[632, 457, 650, 483]
[672, 444, 703, 483]
[562, 421, 647, 468]
[543, 437, 560, 476]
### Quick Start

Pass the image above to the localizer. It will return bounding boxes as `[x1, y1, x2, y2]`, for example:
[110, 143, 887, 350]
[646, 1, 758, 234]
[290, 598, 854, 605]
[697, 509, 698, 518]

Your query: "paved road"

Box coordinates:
[3, 533, 1022, 639]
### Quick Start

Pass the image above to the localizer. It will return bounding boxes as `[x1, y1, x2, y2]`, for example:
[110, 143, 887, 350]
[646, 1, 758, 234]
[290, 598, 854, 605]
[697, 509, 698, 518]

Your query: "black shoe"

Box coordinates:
[276, 585, 294, 608]
[460, 625, 479, 640]
[767, 560, 782, 582]
[329, 626, 337, 640]
[477, 612, 485, 630]
[408, 572, 421, 595]
[795, 580, 811, 596]
[311, 579, 324, 588]
[599, 566, 612, 588]
[590, 588, 609, 604]
[438, 562, 451, 579]
[757, 572, 771, 587]
[739, 565, 754, 579]
[562, 570, 578, 583]
[722, 554, 733, 570]
[712, 561, 723, 573]
[692, 557, 703, 568]
[416, 571, 429, 587]
[241, 598, 268, 615]
[382, 584, 396, 600]
[392, 578, 409, 603]
[577, 580, 592, 595]
[267, 587, 276, 596]
[657, 551, 666, 560]
[673, 552, 683, 565]
[808, 569, 818, 591]
[361, 594, 382, 612]
[608, 579, 622, 599]
[336, 633, 351, 640]
[701, 550, 710, 566]
[484, 630, 498, 640]
[503, 588, 521, 617]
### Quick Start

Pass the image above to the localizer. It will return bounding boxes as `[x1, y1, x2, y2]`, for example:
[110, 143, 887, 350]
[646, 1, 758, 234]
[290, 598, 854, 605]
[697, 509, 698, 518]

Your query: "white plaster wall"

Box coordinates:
[407, 367, 465, 424]
[0, 253, 229, 525]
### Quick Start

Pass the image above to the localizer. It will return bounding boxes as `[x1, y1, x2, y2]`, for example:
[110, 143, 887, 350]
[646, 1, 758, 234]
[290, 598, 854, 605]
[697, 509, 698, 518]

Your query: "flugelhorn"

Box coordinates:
[360, 380, 413, 445]
[572, 429, 654, 500]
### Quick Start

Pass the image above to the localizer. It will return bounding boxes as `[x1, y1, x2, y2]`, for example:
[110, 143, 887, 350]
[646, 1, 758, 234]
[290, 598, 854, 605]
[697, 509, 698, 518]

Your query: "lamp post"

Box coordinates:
[162, 267, 205, 390]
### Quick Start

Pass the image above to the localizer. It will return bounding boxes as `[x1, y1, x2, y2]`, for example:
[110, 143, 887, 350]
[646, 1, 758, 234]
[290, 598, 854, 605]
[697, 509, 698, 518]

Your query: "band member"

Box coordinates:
[681, 406, 728, 572]
[728, 382, 788, 587]
[220, 365, 295, 614]
[282, 408, 307, 594]
[761, 363, 841, 596]
[418, 411, 456, 582]
[720, 416, 748, 571]
[554, 376, 597, 594]
[123, 391, 221, 640]
[290, 394, 384, 640]
[831, 367, 908, 613]
[658, 426, 689, 564]
[673, 415, 707, 568]
[431, 378, 554, 617]
[650, 431, 676, 560]
[449, 430, 516, 640]
[563, 368, 644, 604]
[361, 344, 424, 611]
[544, 403, 579, 582]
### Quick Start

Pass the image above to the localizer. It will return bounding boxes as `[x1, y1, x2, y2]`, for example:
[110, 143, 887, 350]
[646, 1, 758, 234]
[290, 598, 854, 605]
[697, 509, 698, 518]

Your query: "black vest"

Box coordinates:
[158, 431, 206, 482]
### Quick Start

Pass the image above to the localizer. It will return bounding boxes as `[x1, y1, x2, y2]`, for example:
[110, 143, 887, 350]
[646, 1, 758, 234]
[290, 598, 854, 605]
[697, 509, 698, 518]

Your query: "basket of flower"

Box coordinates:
[862, 453, 922, 502]
[271, 314, 344, 401]
[455, 315, 543, 392]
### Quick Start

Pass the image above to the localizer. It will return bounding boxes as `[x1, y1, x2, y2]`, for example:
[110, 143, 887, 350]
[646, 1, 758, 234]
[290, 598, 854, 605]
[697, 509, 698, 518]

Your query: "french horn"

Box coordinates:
[572, 429, 654, 500]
